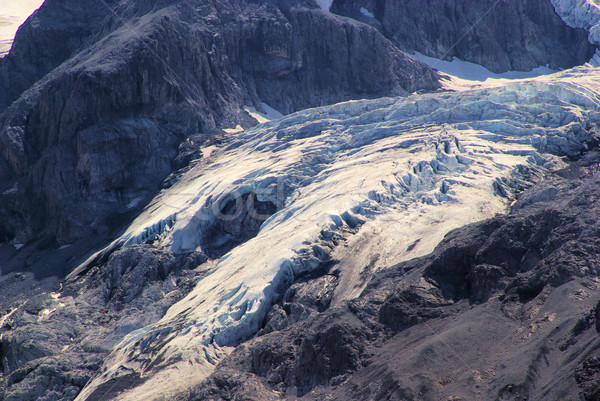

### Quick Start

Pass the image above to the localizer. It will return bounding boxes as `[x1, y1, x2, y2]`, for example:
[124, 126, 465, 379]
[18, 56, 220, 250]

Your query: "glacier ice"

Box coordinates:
[75, 68, 600, 400]
[550, 0, 600, 46]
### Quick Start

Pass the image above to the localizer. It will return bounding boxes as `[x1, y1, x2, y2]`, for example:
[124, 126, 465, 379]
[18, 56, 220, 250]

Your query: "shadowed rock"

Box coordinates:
[330, 0, 596, 73]
[0, 0, 440, 246]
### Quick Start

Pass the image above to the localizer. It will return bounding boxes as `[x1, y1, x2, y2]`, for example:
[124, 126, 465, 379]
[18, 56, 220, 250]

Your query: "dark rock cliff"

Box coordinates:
[330, 0, 596, 73]
[0, 0, 440, 246]
[0, 0, 105, 111]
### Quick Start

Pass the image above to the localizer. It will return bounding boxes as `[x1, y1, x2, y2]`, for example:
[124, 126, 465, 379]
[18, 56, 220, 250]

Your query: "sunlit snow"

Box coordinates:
[0, 0, 44, 56]
[245, 103, 284, 124]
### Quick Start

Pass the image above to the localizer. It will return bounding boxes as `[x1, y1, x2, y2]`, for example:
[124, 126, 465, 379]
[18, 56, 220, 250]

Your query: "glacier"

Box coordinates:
[551, 0, 600, 46]
[74, 67, 600, 400]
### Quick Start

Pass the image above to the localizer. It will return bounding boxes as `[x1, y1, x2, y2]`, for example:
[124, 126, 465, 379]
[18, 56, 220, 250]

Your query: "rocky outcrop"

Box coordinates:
[0, 0, 440, 246]
[329, 0, 596, 73]
[0, 244, 208, 401]
[187, 150, 600, 400]
[0, 0, 104, 112]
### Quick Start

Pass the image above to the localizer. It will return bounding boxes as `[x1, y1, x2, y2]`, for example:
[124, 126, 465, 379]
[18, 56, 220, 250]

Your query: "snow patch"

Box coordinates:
[37, 308, 54, 322]
[244, 103, 284, 124]
[411, 51, 558, 82]
[223, 125, 244, 134]
[360, 7, 374, 18]
[315, 0, 334, 11]
[0, 306, 21, 328]
[126, 196, 145, 209]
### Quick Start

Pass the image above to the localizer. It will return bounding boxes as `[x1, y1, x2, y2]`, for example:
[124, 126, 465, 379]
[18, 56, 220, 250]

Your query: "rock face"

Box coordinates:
[0, 244, 207, 401]
[0, 0, 440, 246]
[187, 150, 600, 401]
[0, 0, 104, 111]
[330, 0, 596, 73]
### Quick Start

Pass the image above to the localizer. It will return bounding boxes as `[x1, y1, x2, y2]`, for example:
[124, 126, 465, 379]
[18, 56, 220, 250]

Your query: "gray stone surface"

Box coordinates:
[0, 0, 440, 247]
[0, 244, 208, 401]
[330, 0, 596, 73]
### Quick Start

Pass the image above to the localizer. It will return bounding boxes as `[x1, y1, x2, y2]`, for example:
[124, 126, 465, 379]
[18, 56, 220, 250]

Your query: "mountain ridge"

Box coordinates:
[1, 1, 600, 400]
